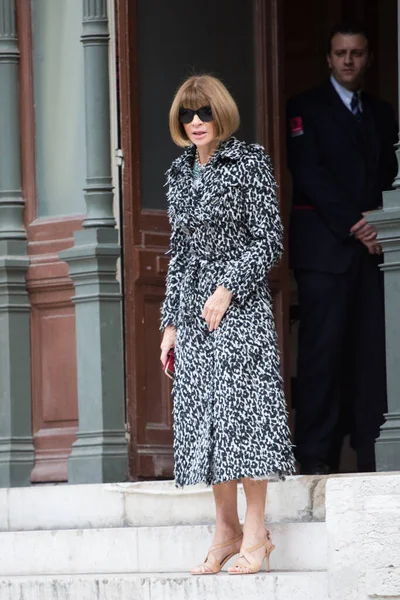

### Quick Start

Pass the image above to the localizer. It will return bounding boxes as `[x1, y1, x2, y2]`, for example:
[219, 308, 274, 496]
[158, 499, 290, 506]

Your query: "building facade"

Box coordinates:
[0, 0, 399, 487]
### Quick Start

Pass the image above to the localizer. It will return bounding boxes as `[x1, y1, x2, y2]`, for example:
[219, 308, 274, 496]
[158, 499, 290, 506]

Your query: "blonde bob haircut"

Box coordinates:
[169, 75, 240, 147]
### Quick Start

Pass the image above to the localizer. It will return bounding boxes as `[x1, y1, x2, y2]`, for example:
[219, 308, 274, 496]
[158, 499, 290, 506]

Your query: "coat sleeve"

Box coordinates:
[218, 148, 283, 305]
[160, 173, 188, 331]
[160, 227, 187, 330]
[286, 97, 362, 239]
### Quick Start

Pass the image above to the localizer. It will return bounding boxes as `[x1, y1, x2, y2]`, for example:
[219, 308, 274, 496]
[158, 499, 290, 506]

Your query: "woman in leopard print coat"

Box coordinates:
[160, 75, 295, 575]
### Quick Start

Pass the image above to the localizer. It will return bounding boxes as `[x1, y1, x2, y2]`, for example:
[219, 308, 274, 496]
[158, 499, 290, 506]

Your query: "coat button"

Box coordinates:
[181, 225, 190, 235]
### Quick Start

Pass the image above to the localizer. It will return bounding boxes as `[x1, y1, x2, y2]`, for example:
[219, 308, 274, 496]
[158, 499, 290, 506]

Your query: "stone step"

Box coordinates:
[0, 476, 327, 532]
[0, 571, 329, 600]
[0, 522, 326, 576]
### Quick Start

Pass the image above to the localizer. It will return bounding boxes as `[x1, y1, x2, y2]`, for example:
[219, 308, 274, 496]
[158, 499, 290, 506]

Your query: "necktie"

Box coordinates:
[351, 92, 362, 121]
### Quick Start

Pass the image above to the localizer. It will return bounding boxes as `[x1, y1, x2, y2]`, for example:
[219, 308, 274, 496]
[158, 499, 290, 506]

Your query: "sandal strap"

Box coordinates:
[239, 548, 262, 572]
[209, 532, 243, 553]
[196, 533, 243, 574]
[232, 534, 273, 573]
[198, 553, 221, 574]
[245, 537, 270, 554]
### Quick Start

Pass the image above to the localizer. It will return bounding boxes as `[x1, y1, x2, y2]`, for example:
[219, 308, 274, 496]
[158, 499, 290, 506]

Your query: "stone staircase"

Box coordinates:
[0, 477, 329, 599]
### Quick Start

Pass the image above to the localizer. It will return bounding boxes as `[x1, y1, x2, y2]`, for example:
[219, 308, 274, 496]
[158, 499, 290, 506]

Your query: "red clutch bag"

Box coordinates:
[164, 348, 175, 380]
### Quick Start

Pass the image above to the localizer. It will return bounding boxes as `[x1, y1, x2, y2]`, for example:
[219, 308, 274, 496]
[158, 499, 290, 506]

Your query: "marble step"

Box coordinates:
[0, 522, 326, 576]
[0, 476, 327, 532]
[0, 571, 329, 600]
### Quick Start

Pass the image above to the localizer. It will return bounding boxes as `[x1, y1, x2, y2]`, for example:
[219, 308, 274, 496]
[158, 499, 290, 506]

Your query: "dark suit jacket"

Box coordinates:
[287, 80, 398, 273]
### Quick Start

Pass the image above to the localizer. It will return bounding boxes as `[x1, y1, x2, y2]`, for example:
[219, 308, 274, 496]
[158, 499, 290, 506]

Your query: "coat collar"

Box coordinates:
[169, 136, 244, 177]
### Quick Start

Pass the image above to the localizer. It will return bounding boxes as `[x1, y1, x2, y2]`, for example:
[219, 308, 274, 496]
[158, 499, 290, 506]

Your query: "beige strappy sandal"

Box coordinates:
[228, 530, 275, 574]
[190, 533, 243, 575]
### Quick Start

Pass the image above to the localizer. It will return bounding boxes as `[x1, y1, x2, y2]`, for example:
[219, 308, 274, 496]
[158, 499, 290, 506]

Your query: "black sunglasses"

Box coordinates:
[179, 106, 213, 124]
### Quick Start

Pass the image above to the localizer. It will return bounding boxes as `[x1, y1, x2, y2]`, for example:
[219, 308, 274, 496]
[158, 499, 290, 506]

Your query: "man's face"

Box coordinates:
[327, 33, 370, 90]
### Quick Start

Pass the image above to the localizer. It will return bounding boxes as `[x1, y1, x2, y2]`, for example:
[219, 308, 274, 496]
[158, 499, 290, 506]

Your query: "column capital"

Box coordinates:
[0, 0, 18, 62]
[366, 191, 400, 268]
[82, 0, 108, 43]
[80, 0, 114, 228]
[366, 187, 400, 471]
[0, 0, 25, 241]
[83, 0, 107, 20]
[392, 135, 400, 190]
[0, 0, 16, 37]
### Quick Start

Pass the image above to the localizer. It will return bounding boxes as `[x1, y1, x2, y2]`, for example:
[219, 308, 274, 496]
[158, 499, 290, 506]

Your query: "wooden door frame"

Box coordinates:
[117, 0, 144, 480]
[254, 0, 291, 405]
[117, 0, 291, 480]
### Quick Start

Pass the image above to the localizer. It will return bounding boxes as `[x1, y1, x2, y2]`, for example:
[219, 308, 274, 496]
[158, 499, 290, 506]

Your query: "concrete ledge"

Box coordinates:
[0, 572, 329, 600]
[366, 568, 400, 598]
[0, 475, 328, 532]
[0, 522, 327, 576]
[326, 472, 400, 600]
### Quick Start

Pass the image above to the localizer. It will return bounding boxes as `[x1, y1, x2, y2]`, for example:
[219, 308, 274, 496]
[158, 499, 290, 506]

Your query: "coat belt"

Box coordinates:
[292, 204, 316, 210]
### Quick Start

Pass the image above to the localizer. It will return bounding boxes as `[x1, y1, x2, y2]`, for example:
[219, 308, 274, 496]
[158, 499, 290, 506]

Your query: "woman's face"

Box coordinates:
[182, 112, 216, 149]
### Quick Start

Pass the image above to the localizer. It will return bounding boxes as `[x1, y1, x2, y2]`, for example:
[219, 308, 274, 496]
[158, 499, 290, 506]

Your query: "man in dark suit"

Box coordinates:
[287, 22, 398, 474]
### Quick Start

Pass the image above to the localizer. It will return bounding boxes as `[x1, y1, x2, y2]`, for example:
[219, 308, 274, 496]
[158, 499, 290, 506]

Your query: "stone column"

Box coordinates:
[0, 0, 35, 486]
[59, 0, 128, 484]
[366, 140, 400, 471]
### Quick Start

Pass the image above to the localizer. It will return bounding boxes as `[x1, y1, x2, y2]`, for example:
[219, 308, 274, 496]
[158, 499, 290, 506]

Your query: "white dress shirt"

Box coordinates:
[330, 75, 362, 113]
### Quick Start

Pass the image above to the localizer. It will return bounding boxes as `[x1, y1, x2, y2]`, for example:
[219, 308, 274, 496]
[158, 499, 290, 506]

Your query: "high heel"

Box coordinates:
[190, 533, 243, 575]
[228, 530, 275, 575]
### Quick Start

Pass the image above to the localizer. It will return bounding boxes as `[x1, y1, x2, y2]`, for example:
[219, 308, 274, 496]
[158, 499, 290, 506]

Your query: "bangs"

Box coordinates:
[169, 75, 240, 147]
[179, 84, 210, 109]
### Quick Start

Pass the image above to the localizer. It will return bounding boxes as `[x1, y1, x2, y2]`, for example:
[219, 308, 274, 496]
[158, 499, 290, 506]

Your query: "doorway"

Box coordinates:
[282, 0, 398, 472]
[117, 0, 289, 480]
[117, 0, 398, 480]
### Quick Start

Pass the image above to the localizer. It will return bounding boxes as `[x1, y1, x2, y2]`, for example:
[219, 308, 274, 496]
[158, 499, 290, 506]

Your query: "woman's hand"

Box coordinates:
[160, 325, 176, 367]
[202, 286, 233, 332]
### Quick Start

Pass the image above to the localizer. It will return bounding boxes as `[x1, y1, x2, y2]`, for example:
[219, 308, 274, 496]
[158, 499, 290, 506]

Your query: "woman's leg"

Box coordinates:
[228, 478, 269, 573]
[212, 479, 242, 541]
[242, 478, 268, 537]
[191, 480, 242, 573]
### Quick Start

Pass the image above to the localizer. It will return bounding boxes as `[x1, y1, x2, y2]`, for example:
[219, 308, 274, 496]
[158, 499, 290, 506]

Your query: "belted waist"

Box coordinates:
[292, 204, 316, 211]
[178, 253, 225, 324]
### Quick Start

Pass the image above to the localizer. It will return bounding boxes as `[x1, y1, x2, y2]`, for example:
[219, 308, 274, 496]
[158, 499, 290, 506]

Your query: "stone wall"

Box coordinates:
[326, 473, 400, 600]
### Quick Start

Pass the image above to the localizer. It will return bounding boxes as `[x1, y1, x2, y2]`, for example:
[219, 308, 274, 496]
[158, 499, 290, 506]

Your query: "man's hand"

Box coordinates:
[350, 217, 377, 242]
[160, 325, 176, 368]
[202, 286, 233, 332]
[363, 239, 383, 255]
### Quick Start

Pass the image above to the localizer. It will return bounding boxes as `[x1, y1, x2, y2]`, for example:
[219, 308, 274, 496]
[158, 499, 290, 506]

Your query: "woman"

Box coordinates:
[160, 75, 295, 575]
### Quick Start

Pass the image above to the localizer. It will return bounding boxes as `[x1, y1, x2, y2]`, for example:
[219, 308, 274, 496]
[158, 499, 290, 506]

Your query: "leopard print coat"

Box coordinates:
[161, 136, 296, 486]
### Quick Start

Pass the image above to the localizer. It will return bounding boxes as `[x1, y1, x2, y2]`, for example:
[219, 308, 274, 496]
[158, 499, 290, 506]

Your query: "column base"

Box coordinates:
[0, 438, 35, 487]
[61, 228, 128, 485]
[375, 412, 400, 472]
[67, 430, 128, 484]
[0, 239, 34, 488]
